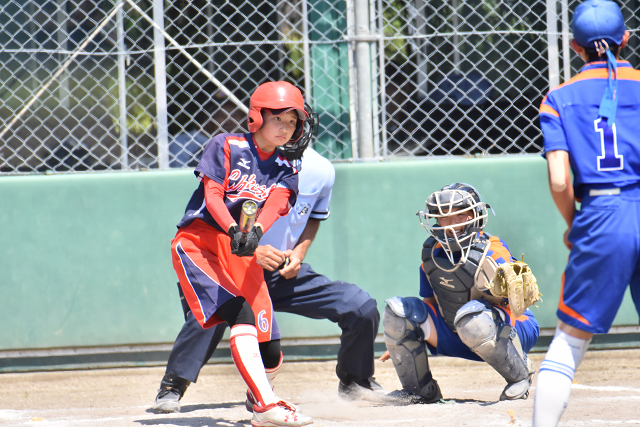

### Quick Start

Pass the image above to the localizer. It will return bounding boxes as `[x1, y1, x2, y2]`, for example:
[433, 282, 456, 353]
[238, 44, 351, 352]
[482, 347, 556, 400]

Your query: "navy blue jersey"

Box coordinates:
[540, 61, 640, 198]
[419, 234, 512, 299]
[177, 133, 299, 232]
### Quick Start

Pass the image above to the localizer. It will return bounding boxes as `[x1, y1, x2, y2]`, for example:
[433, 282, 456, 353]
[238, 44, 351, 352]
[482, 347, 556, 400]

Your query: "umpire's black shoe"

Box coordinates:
[152, 373, 190, 414]
[338, 377, 386, 401]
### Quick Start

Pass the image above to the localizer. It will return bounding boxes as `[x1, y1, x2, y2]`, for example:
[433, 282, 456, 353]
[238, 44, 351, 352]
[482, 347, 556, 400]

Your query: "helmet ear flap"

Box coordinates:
[248, 109, 263, 133]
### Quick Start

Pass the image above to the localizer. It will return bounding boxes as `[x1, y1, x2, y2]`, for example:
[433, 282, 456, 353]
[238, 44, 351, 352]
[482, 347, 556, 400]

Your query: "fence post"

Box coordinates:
[561, 0, 571, 82]
[153, 0, 169, 170]
[117, 6, 128, 170]
[377, 0, 387, 158]
[354, 0, 374, 158]
[302, 0, 312, 103]
[546, 0, 560, 89]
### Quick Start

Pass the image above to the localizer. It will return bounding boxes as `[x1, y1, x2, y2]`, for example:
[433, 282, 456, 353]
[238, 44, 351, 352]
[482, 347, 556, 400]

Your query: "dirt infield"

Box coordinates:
[1, 349, 639, 427]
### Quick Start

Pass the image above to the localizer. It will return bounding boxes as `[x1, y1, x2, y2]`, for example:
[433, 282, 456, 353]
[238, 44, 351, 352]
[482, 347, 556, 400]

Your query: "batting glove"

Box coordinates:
[234, 226, 263, 257]
[228, 225, 244, 254]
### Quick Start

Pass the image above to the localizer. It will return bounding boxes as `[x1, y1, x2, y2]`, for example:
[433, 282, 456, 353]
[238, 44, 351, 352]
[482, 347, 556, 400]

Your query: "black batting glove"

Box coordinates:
[227, 225, 243, 254]
[234, 226, 263, 257]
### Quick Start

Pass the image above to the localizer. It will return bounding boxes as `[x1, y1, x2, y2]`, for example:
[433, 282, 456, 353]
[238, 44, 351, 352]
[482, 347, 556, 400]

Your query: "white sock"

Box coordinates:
[420, 317, 431, 341]
[230, 325, 278, 407]
[247, 351, 284, 405]
[532, 328, 591, 427]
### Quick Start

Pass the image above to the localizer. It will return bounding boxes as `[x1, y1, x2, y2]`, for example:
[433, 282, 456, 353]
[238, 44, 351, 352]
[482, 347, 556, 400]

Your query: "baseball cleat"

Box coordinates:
[152, 389, 181, 413]
[384, 389, 443, 405]
[500, 358, 536, 401]
[500, 378, 531, 401]
[251, 400, 313, 426]
[246, 390, 298, 413]
[338, 376, 386, 401]
[152, 373, 190, 413]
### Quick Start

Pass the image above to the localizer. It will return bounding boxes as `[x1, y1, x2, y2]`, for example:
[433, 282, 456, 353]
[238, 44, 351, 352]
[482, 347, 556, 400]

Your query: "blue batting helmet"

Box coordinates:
[572, 0, 625, 47]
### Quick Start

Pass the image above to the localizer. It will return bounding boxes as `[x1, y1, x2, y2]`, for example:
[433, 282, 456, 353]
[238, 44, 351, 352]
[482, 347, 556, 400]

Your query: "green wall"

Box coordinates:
[1, 156, 637, 351]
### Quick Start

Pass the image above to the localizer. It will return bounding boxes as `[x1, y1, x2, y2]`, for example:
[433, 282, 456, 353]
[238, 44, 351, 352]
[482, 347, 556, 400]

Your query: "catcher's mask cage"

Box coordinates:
[276, 102, 319, 169]
[417, 182, 493, 270]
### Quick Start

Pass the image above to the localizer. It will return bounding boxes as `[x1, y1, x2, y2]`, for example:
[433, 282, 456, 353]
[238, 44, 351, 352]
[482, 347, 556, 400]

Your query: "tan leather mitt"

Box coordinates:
[490, 260, 541, 318]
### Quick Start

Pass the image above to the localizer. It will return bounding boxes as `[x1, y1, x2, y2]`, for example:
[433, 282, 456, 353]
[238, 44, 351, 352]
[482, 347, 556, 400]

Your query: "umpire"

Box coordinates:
[152, 146, 381, 413]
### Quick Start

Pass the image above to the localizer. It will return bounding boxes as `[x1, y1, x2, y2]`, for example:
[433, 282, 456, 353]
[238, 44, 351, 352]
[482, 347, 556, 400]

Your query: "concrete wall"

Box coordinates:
[1, 156, 637, 351]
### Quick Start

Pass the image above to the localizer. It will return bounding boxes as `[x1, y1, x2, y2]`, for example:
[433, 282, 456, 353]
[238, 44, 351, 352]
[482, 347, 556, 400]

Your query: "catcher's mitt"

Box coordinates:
[489, 256, 541, 318]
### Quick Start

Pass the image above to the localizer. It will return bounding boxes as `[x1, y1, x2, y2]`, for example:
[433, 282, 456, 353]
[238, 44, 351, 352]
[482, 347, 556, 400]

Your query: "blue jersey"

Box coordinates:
[540, 60, 640, 199]
[177, 133, 299, 232]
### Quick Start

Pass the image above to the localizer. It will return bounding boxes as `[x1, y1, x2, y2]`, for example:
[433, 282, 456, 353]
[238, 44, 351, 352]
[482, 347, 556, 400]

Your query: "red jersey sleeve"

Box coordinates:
[203, 176, 235, 232]
[256, 187, 293, 233]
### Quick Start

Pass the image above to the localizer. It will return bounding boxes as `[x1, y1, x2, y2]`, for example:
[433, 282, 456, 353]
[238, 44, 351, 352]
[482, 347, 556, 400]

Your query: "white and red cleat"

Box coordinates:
[251, 400, 312, 426]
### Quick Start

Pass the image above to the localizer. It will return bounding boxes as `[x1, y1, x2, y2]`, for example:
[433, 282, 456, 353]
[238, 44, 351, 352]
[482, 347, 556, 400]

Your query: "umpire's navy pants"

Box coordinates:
[166, 263, 380, 384]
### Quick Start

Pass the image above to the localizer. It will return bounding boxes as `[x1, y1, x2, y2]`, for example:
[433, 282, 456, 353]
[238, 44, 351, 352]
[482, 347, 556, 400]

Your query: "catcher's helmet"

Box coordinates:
[417, 183, 491, 266]
[248, 81, 308, 143]
[572, 0, 625, 47]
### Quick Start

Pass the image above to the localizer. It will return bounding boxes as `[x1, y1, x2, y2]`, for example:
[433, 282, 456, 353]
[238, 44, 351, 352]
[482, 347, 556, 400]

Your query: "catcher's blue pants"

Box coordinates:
[165, 263, 380, 383]
[423, 301, 539, 362]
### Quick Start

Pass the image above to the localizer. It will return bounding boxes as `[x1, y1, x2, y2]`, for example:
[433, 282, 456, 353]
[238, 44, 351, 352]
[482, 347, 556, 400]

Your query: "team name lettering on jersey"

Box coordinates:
[177, 132, 298, 232]
[227, 169, 276, 202]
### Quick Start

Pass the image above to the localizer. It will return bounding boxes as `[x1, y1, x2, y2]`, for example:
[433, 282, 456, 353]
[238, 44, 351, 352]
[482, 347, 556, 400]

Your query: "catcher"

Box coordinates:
[380, 183, 541, 403]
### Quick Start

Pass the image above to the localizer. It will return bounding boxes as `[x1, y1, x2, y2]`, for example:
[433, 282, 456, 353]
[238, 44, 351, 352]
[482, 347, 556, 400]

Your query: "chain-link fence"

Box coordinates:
[377, 0, 640, 157]
[1, 0, 639, 174]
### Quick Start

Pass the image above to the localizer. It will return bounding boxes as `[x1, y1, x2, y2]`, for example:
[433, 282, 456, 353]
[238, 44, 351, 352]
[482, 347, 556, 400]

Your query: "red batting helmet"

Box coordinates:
[247, 81, 308, 142]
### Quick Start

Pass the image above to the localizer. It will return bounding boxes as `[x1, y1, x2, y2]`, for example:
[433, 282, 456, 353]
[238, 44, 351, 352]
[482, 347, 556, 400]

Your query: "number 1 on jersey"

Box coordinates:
[595, 118, 623, 171]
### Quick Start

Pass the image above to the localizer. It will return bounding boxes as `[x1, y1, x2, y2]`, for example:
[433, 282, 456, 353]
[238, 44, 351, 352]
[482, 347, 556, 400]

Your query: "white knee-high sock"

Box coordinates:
[229, 325, 278, 407]
[247, 351, 284, 405]
[532, 328, 591, 427]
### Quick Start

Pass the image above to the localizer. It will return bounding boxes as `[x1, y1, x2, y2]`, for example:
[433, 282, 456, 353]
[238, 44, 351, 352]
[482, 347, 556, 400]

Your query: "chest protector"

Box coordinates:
[421, 234, 492, 332]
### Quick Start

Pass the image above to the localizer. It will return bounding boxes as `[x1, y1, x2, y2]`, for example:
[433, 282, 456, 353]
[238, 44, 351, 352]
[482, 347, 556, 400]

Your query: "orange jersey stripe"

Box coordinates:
[487, 235, 511, 263]
[557, 271, 591, 326]
[547, 64, 640, 96]
[539, 103, 560, 117]
[424, 299, 437, 314]
[498, 306, 530, 327]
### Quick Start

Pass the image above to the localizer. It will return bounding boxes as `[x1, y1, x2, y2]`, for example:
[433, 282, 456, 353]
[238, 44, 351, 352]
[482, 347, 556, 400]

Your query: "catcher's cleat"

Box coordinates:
[500, 358, 536, 401]
[152, 388, 182, 413]
[151, 373, 190, 414]
[384, 389, 443, 405]
[500, 378, 531, 401]
[338, 376, 386, 401]
[251, 401, 313, 427]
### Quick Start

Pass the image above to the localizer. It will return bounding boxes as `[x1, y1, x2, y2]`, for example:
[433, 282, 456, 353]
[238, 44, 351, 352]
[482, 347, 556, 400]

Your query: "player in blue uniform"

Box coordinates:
[380, 183, 539, 403]
[154, 99, 381, 419]
[169, 81, 313, 426]
[533, 1, 640, 426]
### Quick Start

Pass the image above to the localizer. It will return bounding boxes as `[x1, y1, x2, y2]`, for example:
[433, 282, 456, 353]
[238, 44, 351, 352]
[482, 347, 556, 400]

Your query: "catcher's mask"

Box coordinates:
[247, 81, 308, 143]
[417, 183, 493, 267]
